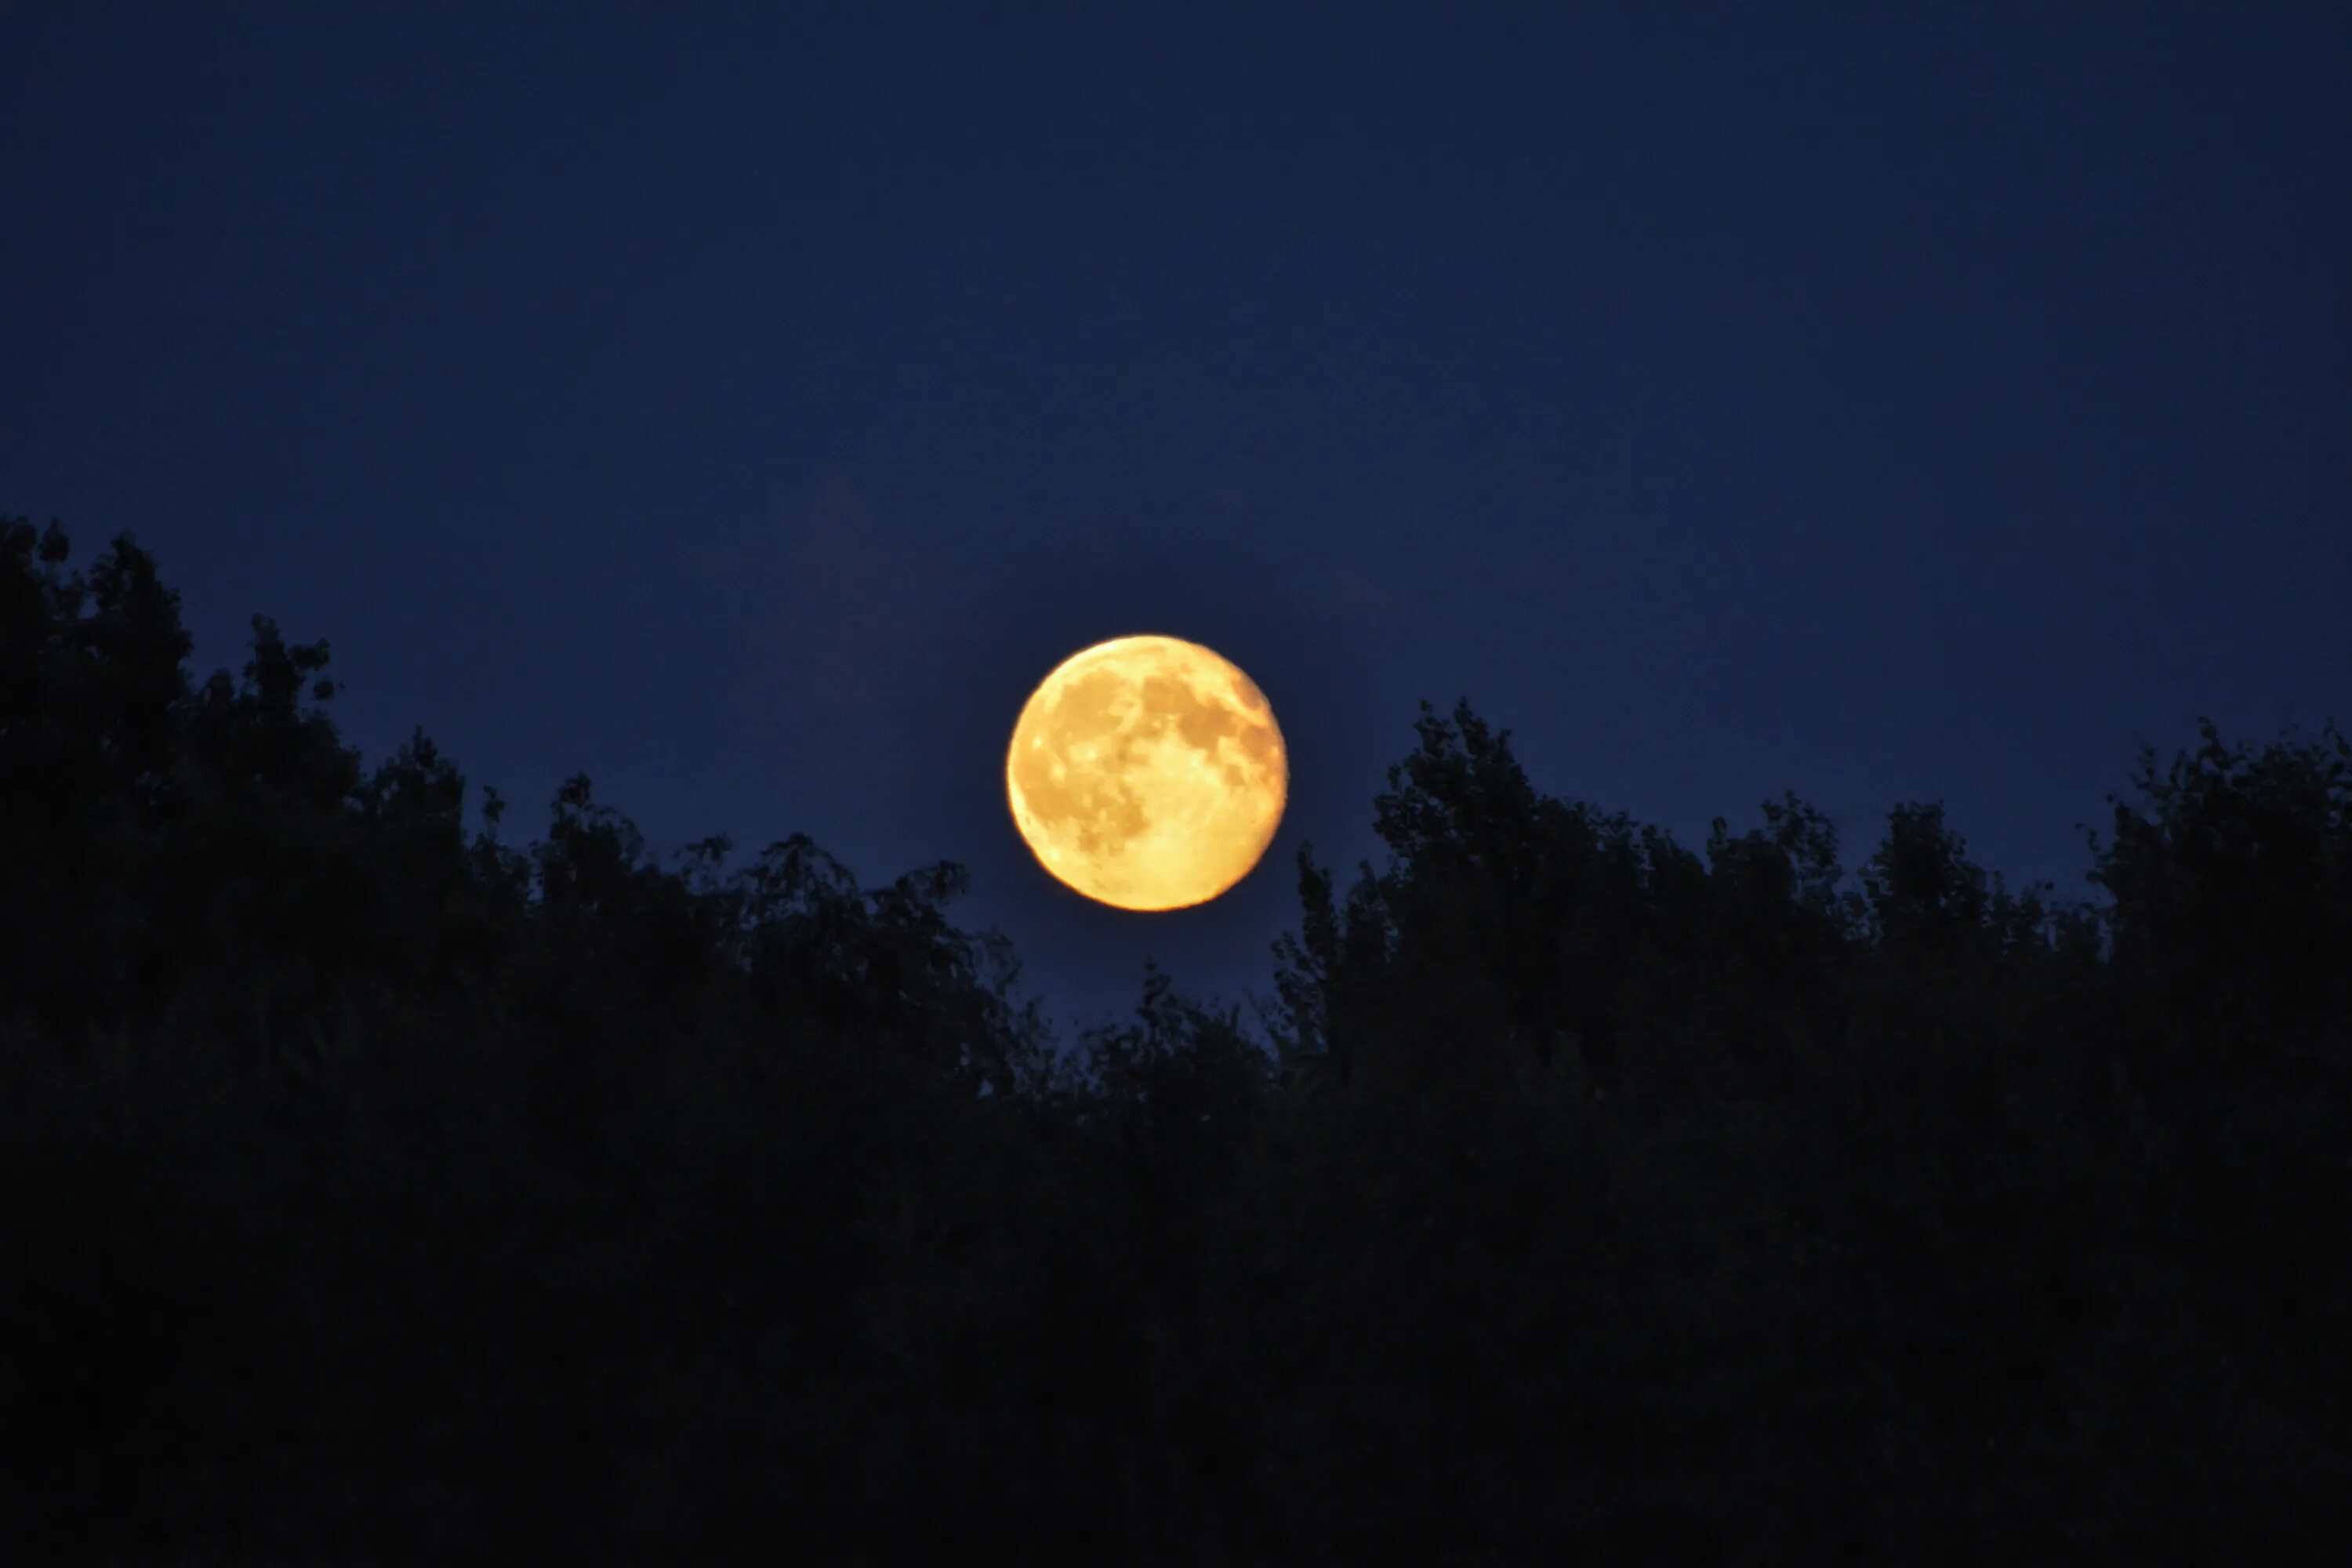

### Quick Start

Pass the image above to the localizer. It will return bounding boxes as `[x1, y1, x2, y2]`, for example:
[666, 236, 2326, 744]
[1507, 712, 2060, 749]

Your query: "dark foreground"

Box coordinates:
[5, 521, 2349, 1562]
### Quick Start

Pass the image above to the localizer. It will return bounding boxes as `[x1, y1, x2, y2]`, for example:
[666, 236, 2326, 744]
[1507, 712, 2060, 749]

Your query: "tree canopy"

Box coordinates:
[5, 517, 2347, 1561]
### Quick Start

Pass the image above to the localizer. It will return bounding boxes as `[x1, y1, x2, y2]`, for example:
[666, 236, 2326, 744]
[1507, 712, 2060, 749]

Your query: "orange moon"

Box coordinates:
[1006, 635, 1288, 911]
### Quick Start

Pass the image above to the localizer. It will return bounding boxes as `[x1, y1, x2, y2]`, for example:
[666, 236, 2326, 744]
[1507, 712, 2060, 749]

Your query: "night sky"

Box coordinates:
[5, 5, 2346, 1040]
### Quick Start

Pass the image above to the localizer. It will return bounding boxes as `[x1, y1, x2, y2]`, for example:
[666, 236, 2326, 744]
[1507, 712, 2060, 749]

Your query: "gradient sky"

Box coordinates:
[5, 4, 2346, 1040]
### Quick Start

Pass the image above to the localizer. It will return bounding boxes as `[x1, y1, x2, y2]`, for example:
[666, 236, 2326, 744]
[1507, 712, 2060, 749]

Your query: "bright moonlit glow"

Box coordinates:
[1006, 635, 1287, 912]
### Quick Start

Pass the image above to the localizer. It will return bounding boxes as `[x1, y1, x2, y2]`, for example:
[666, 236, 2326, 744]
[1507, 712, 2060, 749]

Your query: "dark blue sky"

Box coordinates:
[5, 5, 2346, 1040]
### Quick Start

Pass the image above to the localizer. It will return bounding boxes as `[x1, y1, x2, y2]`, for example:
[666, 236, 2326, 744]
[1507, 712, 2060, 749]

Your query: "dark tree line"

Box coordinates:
[4, 517, 2349, 1563]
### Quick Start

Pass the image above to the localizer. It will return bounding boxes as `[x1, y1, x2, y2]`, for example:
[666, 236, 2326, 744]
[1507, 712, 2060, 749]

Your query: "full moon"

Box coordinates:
[1006, 635, 1287, 912]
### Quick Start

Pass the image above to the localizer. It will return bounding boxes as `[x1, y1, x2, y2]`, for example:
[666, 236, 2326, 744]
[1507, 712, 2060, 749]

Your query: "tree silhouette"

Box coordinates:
[2, 516, 2347, 1562]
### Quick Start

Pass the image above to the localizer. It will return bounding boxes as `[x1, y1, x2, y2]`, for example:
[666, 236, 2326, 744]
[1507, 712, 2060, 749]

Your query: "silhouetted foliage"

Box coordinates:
[3, 517, 2347, 1562]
